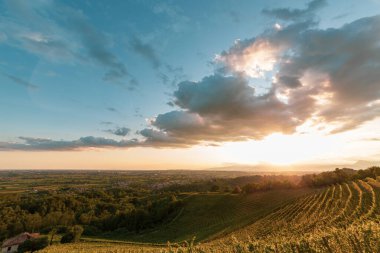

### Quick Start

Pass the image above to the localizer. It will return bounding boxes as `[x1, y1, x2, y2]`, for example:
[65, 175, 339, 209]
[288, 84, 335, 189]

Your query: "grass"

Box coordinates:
[38, 177, 380, 252]
[83, 189, 312, 244]
[38, 242, 164, 253]
[207, 177, 380, 251]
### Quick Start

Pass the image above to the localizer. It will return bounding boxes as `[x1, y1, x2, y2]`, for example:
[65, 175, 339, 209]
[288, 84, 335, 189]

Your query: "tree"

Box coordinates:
[49, 227, 57, 245]
[210, 184, 220, 192]
[60, 225, 84, 243]
[232, 186, 242, 194]
[17, 237, 48, 253]
[242, 183, 258, 194]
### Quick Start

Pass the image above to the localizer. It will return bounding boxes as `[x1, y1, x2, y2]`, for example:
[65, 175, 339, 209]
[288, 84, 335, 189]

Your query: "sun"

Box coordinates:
[214, 132, 345, 166]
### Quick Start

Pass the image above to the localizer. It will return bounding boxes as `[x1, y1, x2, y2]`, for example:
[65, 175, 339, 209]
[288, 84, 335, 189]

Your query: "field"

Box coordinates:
[88, 189, 312, 243]
[2, 169, 380, 252]
[0, 170, 249, 195]
[210, 177, 380, 252]
[38, 176, 380, 252]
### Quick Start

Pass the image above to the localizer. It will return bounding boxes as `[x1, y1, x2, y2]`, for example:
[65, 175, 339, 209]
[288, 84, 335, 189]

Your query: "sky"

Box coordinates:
[0, 0, 380, 170]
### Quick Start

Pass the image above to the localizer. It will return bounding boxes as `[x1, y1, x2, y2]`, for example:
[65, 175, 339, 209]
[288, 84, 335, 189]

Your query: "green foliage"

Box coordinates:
[4, 167, 380, 252]
[301, 166, 380, 187]
[232, 186, 242, 194]
[0, 188, 183, 241]
[100, 189, 309, 243]
[17, 236, 48, 253]
[60, 225, 83, 243]
[242, 179, 297, 194]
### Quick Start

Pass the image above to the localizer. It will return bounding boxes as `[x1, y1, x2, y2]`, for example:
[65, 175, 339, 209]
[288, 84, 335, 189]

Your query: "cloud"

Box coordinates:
[105, 127, 130, 137]
[0, 136, 139, 151]
[277, 75, 302, 88]
[228, 11, 240, 23]
[262, 0, 326, 21]
[1, 0, 130, 84]
[139, 128, 182, 145]
[158, 64, 187, 87]
[142, 14, 380, 145]
[67, 12, 129, 83]
[130, 37, 161, 69]
[106, 107, 118, 112]
[1, 72, 38, 89]
[143, 74, 300, 144]
[100, 121, 113, 125]
[152, 2, 190, 33]
[274, 15, 380, 132]
[2, 3, 380, 151]
[129, 35, 185, 87]
[216, 38, 281, 78]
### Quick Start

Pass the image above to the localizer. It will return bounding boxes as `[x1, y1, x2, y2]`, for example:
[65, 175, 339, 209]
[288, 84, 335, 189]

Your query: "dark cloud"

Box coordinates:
[0, 136, 139, 151]
[143, 14, 380, 145]
[277, 75, 302, 88]
[105, 127, 130, 137]
[262, 0, 326, 21]
[1, 72, 38, 89]
[144, 74, 300, 144]
[107, 107, 118, 112]
[139, 128, 182, 146]
[275, 15, 380, 132]
[131, 37, 161, 69]
[166, 101, 175, 107]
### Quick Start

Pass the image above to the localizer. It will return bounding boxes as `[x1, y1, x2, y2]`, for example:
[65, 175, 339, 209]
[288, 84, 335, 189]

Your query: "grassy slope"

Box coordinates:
[220, 180, 371, 241]
[85, 189, 313, 244]
[207, 177, 380, 252]
[38, 242, 163, 253]
[38, 177, 380, 252]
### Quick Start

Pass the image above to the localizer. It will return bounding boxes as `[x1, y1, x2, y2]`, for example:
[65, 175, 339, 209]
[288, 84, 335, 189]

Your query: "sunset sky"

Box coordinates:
[0, 0, 380, 170]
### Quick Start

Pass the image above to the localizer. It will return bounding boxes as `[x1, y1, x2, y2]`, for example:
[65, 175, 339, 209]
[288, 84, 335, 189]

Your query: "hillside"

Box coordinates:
[36, 176, 380, 252]
[86, 189, 312, 243]
[209, 177, 380, 252]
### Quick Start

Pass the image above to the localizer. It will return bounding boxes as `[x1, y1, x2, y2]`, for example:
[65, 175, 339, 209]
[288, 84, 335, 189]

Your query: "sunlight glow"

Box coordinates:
[1, 120, 379, 170]
[216, 40, 279, 78]
[212, 118, 380, 166]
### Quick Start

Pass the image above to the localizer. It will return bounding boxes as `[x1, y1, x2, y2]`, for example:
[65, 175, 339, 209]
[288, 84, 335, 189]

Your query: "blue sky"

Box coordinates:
[1, 0, 380, 169]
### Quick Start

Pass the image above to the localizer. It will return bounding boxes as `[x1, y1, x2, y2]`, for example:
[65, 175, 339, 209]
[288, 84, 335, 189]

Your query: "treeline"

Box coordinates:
[301, 166, 380, 187]
[163, 175, 302, 194]
[0, 189, 182, 241]
[162, 167, 380, 195]
[241, 178, 298, 193]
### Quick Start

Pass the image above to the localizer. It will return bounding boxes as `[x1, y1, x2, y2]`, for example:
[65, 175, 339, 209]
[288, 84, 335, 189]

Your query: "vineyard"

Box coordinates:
[85, 189, 311, 243]
[35, 176, 380, 252]
[208, 177, 380, 252]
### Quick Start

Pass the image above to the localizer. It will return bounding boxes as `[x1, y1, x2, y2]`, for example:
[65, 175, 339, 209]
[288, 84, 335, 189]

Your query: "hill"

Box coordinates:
[208, 177, 380, 252]
[38, 176, 380, 252]
[86, 189, 312, 243]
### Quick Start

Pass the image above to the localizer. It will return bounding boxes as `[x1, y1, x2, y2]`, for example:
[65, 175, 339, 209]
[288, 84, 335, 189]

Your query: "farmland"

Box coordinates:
[212, 177, 380, 252]
[1, 167, 380, 252]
